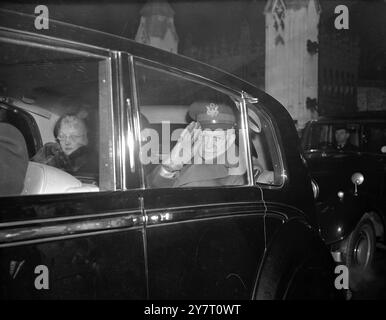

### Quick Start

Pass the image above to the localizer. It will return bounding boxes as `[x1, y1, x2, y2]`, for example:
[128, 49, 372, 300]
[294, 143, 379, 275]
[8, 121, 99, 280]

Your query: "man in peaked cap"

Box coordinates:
[0, 123, 29, 196]
[147, 101, 246, 188]
[334, 125, 359, 152]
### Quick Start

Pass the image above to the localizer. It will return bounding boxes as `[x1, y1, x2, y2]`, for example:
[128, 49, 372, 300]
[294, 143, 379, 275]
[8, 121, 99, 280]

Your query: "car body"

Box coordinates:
[0, 9, 338, 299]
[301, 114, 386, 287]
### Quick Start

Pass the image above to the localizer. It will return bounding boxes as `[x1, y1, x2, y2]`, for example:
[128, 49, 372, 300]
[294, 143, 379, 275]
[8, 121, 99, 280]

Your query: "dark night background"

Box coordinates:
[4, 0, 386, 84]
[0, 0, 385, 300]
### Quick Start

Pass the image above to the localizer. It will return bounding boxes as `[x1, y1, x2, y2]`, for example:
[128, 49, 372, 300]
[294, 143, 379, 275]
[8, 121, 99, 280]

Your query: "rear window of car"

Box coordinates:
[0, 38, 116, 197]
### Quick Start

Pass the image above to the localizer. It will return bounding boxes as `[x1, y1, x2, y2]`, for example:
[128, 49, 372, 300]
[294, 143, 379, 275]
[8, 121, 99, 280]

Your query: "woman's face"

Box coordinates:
[57, 123, 87, 156]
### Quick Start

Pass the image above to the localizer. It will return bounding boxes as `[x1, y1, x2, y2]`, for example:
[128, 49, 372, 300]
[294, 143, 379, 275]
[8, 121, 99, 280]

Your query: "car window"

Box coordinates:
[305, 123, 330, 150]
[0, 39, 115, 196]
[363, 123, 386, 154]
[304, 122, 360, 150]
[247, 103, 283, 186]
[134, 61, 249, 188]
[342, 123, 360, 147]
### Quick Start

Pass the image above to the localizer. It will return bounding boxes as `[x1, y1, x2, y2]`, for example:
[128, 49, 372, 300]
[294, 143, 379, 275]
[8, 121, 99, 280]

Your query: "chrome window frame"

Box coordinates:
[130, 56, 255, 189]
[0, 28, 123, 196]
[243, 99, 288, 189]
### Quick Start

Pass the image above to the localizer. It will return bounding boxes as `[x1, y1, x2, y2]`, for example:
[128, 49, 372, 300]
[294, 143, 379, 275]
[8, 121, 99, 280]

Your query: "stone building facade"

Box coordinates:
[264, 0, 320, 129]
[135, 0, 361, 128]
[318, 33, 360, 116]
[182, 21, 265, 90]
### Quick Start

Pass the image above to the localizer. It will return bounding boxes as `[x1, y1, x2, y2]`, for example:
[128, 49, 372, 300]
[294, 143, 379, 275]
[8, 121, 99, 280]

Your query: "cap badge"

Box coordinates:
[206, 103, 219, 118]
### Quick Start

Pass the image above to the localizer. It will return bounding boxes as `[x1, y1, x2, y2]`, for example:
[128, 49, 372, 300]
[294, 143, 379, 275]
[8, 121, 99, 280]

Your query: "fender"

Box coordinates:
[317, 191, 385, 245]
[253, 218, 339, 300]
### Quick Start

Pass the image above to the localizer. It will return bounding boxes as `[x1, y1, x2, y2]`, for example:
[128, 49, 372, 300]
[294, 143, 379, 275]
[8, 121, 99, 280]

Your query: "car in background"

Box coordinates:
[0, 9, 339, 300]
[301, 114, 386, 290]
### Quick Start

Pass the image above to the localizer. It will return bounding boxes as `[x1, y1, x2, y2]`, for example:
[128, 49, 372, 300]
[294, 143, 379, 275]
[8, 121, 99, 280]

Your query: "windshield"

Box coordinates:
[302, 122, 360, 151]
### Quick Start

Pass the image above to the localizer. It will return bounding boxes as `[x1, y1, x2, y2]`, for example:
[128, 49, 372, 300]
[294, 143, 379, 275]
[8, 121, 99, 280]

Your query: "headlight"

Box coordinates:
[351, 172, 364, 195]
[351, 172, 364, 186]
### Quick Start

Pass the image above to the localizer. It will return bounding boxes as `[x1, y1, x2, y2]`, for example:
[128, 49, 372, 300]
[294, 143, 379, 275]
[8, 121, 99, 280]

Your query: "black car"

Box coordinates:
[301, 114, 386, 289]
[0, 9, 338, 299]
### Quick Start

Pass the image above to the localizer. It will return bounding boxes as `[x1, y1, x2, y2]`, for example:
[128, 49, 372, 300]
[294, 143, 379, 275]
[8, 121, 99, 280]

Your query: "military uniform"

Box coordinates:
[147, 101, 246, 188]
[334, 125, 359, 152]
[335, 142, 359, 152]
[148, 163, 246, 188]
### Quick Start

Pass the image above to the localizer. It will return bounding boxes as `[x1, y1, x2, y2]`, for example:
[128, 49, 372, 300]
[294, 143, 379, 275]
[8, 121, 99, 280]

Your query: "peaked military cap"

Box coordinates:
[188, 101, 236, 129]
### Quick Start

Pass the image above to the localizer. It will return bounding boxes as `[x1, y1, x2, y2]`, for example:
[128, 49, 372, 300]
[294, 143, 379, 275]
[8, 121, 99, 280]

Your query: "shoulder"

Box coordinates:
[0, 123, 28, 195]
[0, 123, 27, 151]
[0, 123, 27, 160]
[346, 142, 359, 151]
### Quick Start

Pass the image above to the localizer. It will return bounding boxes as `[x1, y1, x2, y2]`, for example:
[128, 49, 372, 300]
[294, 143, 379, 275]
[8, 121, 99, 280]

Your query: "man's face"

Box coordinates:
[57, 124, 87, 156]
[199, 128, 235, 162]
[335, 129, 350, 145]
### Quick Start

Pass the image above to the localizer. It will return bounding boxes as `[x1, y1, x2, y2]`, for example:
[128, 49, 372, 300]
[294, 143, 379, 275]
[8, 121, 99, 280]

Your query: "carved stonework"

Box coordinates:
[135, 0, 179, 53]
[264, 0, 321, 129]
[273, 0, 286, 32]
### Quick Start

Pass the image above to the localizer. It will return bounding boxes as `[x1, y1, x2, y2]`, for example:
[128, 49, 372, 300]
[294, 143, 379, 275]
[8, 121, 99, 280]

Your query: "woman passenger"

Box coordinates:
[32, 114, 97, 175]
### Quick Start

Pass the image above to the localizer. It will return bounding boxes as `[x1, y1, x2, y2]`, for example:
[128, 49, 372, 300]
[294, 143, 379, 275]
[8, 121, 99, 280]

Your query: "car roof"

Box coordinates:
[0, 9, 260, 98]
[0, 8, 297, 148]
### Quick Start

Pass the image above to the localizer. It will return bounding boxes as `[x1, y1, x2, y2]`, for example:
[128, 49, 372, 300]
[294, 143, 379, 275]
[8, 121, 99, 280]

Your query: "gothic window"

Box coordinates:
[272, 0, 286, 45]
[273, 0, 285, 31]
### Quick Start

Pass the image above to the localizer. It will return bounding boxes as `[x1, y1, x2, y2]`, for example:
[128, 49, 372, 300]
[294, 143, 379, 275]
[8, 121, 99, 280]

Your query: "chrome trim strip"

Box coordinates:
[130, 55, 146, 189]
[100, 54, 117, 191]
[145, 200, 302, 215]
[139, 196, 149, 299]
[145, 200, 258, 212]
[145, 201, 294, 226]
[0, 33, 110, 58]
[0, 227, 142, 249]
[116, 51, 127, 191]
[0, 209, 140, 228]
[0, 27, 111, 56]
[0, 212, 142, 244]
[146, 212, 273, 229]
[240, 93, 254, 186]
[126, 97, 136, 174]
[111, 52, 124, 190]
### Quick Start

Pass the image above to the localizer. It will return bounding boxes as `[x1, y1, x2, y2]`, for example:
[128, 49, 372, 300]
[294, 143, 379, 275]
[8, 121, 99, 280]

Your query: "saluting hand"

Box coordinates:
[163, 121, 202, 172]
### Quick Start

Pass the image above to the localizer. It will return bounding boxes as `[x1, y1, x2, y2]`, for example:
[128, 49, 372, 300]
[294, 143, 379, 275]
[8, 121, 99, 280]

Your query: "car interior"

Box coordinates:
[0, 40, 104, 196]
[0, 40, 278, 196]
[135, 62, 278, 187]
[139, 103, 276, 186]
[306, 123, 360, 150]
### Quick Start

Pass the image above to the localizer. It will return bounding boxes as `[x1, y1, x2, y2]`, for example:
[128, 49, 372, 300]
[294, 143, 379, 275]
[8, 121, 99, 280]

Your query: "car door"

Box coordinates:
[0, 33, 146, 299]
[362, 121, 386, 201]
[131, 59, 291, 299]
